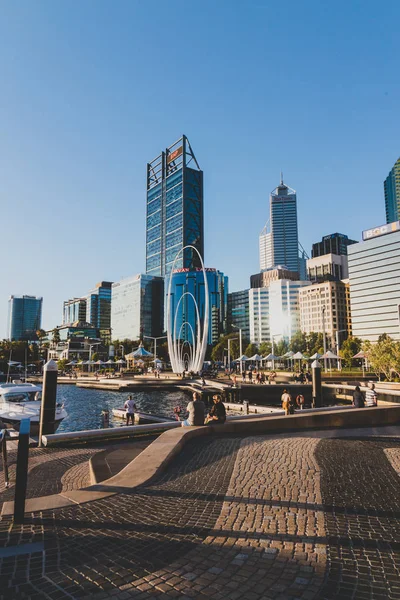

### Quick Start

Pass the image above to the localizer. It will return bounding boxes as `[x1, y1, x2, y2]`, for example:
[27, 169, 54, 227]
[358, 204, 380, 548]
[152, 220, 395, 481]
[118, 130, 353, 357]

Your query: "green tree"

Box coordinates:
[91, 352, 99, 362]
[244, 343, 258, 358]
[363, 337, 396, 381]
[52, 328, 61, 344]
[289, 331, 308, 353]
[57, 359, 69, 372]
[211, 334, 241, 362]
[339, 336, 362, 367]
[274, 339, 289, 357]
[259, 341, 272, 356]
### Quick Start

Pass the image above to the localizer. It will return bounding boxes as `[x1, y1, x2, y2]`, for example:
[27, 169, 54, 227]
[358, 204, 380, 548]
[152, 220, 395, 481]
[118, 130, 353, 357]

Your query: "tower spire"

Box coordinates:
[280, 171, 283, 185]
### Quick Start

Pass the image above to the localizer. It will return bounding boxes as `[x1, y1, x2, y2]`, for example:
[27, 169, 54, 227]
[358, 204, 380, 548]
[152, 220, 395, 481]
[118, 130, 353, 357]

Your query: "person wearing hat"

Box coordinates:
[205, 394, 226, 425]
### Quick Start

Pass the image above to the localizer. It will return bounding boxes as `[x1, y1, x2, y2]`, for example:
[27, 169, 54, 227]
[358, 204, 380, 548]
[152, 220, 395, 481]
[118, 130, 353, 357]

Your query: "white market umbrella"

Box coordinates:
[321, 350, 340, 360]
[249, 354, 263, 361]
[292, 352, 305, 360]
[282, 351, 295, 359]
[264, 353, 280, 361]
[105, 359, 115, 365]
[66, 360, 77, 366]
[95, 360, 105, 365]
[234, 354, 250, 362]
[310, 352, 322, 359]
[116, 359, 126, 364]
[353, 351, 366, 359]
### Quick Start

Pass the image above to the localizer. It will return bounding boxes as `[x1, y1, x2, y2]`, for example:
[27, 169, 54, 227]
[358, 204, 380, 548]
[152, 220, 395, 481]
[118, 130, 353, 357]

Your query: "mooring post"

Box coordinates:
[13, 418, 30, 524]
[1, 429, 9, 488]
[312, 360, 322, 408]
[38, 359, 58, 447]
[101, 410, 110, 428]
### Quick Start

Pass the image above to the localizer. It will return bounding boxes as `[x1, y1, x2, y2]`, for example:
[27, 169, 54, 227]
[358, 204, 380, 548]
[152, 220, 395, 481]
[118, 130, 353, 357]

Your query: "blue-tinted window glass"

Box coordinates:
[166, 229, 182, 248]
[166, 183, 182, 205]
[146, 255, 161, 270]
[166, 213, 182, 233]
[166, 245, 181, 264]
[147, 196, 161, 215]
[166, 199, 182, 219]
[166, 170, 182, 190]
[147, 211, 161, 229]
[147, 239, 161, 256]
[147, 225, 161, 243]
[147, 184, 162, 203]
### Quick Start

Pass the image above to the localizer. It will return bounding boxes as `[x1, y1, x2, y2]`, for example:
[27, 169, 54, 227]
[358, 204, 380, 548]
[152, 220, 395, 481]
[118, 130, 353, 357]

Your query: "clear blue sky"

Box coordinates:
[1, 0, 399, 338]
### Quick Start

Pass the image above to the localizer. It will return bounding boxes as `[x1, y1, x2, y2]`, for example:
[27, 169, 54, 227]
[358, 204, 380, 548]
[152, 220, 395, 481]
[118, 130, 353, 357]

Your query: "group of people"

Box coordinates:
[240, 370, 277, 384]
[352, 382, 378, 407]
[179, 391, 227, 426]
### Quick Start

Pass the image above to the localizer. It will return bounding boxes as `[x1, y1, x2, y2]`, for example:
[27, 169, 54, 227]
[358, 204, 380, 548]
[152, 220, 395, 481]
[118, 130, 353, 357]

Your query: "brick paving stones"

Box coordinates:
[1, 433, 400, 599]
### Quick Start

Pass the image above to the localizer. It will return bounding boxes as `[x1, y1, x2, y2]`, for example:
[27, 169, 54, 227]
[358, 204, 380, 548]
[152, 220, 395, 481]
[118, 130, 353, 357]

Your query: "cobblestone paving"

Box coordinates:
[1, 435, 400, 599]
[316, 439, 400, 600]
[0, 447, 97, 504]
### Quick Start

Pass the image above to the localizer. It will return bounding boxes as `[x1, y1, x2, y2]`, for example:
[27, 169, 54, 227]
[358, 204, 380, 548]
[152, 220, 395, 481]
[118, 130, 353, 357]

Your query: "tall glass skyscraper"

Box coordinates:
[7, 295, 43, 341]
[86, 281, 113, 334]
[146, 135, 204, 277]
[259, 177, 300, 273]
[384, 158, 400, 224]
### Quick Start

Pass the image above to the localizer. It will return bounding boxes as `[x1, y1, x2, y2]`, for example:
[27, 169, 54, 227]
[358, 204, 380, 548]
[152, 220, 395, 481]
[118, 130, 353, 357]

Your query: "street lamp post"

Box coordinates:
[227, 337, 238, 374]
[271, 334, 280, 371]
[88, 341, 101, 373]
[143, 335, 167, 364]
[322, 306, 327, 371]
[231, 326, 243, 373]
[335, 329, 347, 371]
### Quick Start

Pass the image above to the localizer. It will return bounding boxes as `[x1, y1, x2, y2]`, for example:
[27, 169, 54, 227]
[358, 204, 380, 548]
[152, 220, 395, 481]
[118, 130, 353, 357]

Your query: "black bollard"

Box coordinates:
[312, 360, 322, 408]
[39, 359, 58, 447]
[14, 418, 30, 524]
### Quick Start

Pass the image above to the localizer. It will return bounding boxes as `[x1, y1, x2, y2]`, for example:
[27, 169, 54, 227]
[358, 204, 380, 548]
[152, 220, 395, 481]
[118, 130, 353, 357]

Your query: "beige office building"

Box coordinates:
[299, 280, 352, 347]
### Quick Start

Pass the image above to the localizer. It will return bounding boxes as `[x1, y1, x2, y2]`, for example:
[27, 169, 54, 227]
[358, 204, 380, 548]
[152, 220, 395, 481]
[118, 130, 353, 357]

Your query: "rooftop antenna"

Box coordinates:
[280, 171, 284, 185]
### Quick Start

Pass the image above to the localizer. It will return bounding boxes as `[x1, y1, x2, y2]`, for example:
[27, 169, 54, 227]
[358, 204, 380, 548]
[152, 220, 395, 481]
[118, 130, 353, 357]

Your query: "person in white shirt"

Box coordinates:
[124, 395, 137, 425]
[365, 383, 378, 407]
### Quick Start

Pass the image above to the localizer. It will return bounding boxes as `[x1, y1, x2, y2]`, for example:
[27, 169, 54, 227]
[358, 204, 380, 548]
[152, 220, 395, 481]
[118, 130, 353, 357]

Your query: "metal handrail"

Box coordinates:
[0, 429, 9, 488]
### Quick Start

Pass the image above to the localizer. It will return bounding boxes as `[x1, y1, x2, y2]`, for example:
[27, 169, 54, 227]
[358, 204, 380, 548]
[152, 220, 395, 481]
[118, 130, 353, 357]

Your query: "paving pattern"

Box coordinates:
[0, 433, 400, 599]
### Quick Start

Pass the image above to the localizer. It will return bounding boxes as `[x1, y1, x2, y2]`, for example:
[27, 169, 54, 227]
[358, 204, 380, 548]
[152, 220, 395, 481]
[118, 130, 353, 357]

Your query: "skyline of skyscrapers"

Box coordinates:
[146, 135, 204, 278]
[384, 157, 400, 224]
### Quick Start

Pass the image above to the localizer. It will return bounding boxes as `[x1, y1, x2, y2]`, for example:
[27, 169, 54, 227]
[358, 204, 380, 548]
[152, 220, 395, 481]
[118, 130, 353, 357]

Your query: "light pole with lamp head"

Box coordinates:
[143, 335, 167, 368]
[271, 334, 281, 371]
[227, 337, 237, 374]
[322, 305, 327, 371]
[88, 340, 101, 373]
[231, 325, 243, 373]
[335, 329, 348, 371]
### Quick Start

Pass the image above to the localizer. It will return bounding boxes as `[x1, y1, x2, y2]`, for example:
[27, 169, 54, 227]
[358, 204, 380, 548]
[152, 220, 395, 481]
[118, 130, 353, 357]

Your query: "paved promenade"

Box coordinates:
[1, 429, 400, 599]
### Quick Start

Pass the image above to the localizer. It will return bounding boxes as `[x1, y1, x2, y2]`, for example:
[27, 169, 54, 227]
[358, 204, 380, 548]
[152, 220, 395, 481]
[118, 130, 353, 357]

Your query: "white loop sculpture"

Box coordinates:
[166, 245, 209, 374]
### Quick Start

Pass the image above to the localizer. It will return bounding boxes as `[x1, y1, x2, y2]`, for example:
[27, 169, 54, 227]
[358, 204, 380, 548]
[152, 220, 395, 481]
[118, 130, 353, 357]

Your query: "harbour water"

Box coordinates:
[57, 385, 188, 432]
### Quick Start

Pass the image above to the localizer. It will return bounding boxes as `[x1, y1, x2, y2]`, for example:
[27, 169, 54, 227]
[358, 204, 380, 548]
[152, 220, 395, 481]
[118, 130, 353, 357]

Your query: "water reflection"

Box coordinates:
[57, 385, 189, 432]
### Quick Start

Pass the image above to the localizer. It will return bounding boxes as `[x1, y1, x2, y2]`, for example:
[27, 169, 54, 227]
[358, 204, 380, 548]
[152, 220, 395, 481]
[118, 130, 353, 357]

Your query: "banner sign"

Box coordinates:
[362, 221, 400, 241]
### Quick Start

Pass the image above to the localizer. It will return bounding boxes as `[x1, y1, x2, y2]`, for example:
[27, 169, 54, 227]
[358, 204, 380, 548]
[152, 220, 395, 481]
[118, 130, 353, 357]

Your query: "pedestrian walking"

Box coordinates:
[281, 389, 293, 415]
[352, 385, 365, 408]
[365, 382, 378, 407]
